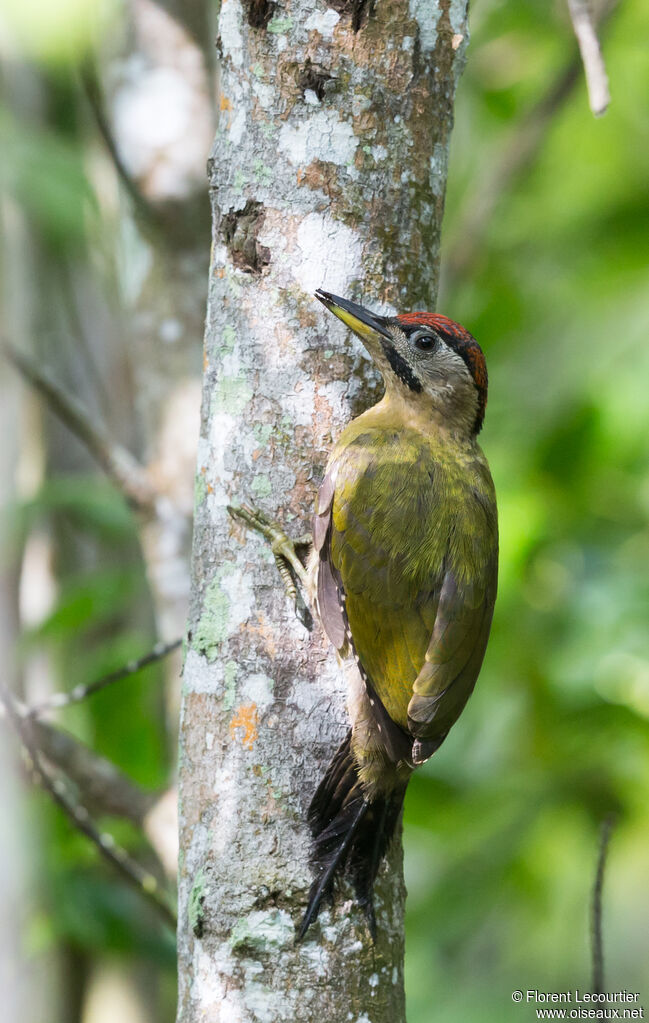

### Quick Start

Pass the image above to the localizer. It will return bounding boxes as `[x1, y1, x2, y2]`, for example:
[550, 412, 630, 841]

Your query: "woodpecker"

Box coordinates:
[299, 289, 498, 940]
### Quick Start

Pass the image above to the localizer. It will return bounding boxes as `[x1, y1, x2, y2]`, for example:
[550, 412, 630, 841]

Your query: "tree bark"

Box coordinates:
[178, 2, 469, 1020]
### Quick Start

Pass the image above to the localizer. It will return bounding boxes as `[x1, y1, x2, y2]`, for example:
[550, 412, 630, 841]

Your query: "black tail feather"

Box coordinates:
[297, 796, 368, 942]
[307, 730, 358, 833]
[298, 730, 406, 941]
[347, 793, 405, 938]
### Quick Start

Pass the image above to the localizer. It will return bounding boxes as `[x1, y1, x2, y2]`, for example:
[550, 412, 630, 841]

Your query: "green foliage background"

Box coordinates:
[406, 2, 649, 1018]
[4, 0, 648, 1019]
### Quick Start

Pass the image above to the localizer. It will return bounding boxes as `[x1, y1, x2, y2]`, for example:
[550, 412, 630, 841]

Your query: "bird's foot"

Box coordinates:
[227, 503, 313, 631]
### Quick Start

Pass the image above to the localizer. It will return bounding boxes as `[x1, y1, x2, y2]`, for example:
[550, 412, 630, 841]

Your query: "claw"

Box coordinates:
[227, 503, 313, 631]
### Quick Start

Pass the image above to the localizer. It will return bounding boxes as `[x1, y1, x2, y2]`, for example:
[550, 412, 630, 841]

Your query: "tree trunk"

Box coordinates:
[178, 2, 469, 1020]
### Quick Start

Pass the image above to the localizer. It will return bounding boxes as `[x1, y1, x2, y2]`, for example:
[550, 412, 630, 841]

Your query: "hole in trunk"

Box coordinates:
[221, 201, 271, 274]
[299, 61, 334, 102]
[328, 0, 371, 32]
[243, 0, 273, 29]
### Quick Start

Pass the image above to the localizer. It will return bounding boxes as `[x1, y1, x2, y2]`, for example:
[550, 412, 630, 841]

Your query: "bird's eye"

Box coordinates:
[412, 332, 437, 353]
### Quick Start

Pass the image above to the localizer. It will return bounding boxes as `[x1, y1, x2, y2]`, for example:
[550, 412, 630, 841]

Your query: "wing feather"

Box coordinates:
[313, 471, 347, 650]
[407, 555, 497, 739]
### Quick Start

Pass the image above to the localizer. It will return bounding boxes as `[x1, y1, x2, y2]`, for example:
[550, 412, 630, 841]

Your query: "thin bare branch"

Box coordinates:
[0, 683, 177, 929]
[27, 638, 182, 717]
[33, 720, 178, 878]
[591, 814, 615, 994]
[3, 340, 156, 510]
[1, 706, 178, 876]
[143, 785, 179, 880]
[79, 63, 159, 223]
[30, 719, 157, 823]
[567, 0, 611, 116]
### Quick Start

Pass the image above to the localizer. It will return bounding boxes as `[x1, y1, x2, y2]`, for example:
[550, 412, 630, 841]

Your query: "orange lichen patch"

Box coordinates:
[229, 704, 259, 750]
[219, 95, 232, 131]
[207, 483, 214, 494]
[214, 267, 225, 279]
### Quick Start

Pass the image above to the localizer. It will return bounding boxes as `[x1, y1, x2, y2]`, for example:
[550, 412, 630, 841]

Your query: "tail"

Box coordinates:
[297, 730, 406, 941]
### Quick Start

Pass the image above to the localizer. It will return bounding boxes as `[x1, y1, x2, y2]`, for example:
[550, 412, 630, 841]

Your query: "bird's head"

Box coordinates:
[316, 289, 487, 436]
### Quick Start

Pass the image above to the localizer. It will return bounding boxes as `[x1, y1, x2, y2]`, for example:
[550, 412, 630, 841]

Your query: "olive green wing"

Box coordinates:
[313, 434, 446, 733]
[313, 470, 411, 761]
[312, 469, 347, 651]
[406, 552, 497, 750]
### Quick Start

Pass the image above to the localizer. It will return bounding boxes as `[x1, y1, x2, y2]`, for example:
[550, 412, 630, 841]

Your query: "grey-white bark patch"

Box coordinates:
[278, 109, 358, 166]
[178, 1, 469, 1021]
[230, 909, 295, 952]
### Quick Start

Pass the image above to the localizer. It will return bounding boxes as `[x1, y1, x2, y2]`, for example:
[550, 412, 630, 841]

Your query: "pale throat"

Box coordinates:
[373, 376, 479, 441]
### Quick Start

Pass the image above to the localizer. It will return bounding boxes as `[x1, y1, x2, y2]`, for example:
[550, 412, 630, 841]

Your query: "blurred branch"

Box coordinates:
[34, 718, 179, 879]
[31, 719, 157, 823]
[0, 703, 178, 878]
[0, 683, 177, 928]
[79, 63, 159, 223]
[27, 638, 182, 717]
[567, 0, 611, 116]
[142, 785, 179, 880]
[3, 340, 156, 511]
[59, 259, 112, 417]
[591, 814, 615, 994]
[442, 0, 618, 291]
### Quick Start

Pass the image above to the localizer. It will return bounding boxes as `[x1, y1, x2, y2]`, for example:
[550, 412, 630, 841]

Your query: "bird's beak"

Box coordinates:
[315, 289, 392, 345]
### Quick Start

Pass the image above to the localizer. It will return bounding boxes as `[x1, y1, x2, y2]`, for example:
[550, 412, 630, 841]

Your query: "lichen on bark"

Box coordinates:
[178, 2, 469, 1021]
